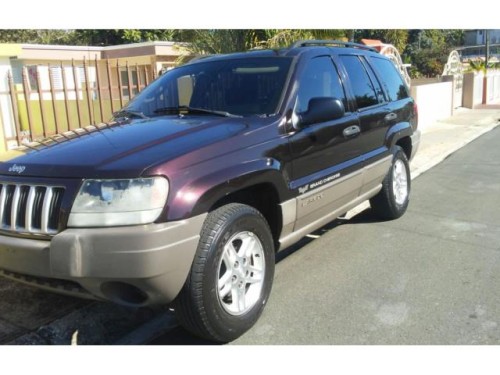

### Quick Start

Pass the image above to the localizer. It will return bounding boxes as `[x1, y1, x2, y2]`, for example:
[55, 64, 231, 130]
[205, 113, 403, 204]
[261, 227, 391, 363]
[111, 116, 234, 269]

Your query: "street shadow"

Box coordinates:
[276, 206, 381, 263]
[3, 206, 386, 346]
[149, 325, 220, 345]
[149, 207, 390, 345]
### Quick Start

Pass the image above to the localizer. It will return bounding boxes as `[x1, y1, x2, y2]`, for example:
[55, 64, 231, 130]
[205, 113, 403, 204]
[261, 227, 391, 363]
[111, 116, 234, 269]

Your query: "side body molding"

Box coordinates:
[278, 155, 392, 250]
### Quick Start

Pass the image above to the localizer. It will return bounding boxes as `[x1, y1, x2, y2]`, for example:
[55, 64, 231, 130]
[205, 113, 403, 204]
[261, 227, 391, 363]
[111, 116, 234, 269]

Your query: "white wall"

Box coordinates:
[486, 70, 500, 103]
[463, 70, 500, 108]
[410, 81, 453, 131]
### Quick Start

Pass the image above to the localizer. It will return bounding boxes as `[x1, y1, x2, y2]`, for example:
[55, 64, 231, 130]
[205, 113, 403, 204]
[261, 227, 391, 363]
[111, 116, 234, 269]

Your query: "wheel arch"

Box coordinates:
[386, 121, 413, 160]
[166, 164, 289, 249]
[208, 182, 283, 249]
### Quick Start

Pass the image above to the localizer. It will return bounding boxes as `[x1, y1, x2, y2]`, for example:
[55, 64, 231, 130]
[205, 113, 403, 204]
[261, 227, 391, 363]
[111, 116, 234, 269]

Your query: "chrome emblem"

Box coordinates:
[8, 164, 26, 174]
[298, 185, 309, 194]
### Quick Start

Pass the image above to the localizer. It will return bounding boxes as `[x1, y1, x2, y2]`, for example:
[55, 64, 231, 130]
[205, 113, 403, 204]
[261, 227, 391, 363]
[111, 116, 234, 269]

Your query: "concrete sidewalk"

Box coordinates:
[412, 106, 500, 179]
[346, 105, 500, 219]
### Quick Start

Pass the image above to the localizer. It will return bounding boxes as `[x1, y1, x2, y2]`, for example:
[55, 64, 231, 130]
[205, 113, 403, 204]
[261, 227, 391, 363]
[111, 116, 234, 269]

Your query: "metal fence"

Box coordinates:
[0, 58, 158, 150]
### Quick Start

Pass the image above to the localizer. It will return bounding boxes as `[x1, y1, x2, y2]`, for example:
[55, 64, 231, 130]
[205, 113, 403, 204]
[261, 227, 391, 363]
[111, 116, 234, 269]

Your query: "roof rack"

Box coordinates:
[290, 40, 378, 53]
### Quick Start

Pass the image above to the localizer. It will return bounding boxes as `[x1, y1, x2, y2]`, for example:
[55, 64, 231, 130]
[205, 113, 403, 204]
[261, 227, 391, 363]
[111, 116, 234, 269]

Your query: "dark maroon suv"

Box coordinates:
[0, 40, 419, 342]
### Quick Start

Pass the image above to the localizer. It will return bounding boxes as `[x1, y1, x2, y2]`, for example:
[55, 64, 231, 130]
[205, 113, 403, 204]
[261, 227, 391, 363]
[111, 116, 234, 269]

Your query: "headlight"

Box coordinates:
[68, 177, 169, 227]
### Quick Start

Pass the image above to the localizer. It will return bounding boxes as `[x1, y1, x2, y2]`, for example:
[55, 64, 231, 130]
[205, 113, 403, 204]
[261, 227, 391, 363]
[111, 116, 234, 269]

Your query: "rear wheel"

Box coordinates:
[370, 146, 411, 220]
[173, 203, 275, 343]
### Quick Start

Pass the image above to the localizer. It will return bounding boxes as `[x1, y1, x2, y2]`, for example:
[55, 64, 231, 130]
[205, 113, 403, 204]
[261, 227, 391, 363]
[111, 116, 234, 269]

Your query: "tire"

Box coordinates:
[370, 146, 411, 220]
[173, 203, 275, 343]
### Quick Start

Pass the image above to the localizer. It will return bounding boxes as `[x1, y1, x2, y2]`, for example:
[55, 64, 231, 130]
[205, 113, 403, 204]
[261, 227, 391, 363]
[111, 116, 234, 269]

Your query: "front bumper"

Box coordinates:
[0, 213, 206, 306]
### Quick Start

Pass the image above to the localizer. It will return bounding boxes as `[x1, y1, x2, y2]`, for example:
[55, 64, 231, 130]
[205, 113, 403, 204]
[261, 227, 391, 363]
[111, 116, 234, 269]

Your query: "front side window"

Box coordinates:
[369, 56, 409, 102]
[339, 55, 379, 109]
[123, 57, 293, 117]
[296, 56, 347, 113]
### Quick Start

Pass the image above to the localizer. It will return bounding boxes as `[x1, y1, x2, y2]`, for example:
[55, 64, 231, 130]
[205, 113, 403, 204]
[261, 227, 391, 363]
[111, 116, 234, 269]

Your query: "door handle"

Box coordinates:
[343, 125, 360, 138]
[385, 112, 398, 122]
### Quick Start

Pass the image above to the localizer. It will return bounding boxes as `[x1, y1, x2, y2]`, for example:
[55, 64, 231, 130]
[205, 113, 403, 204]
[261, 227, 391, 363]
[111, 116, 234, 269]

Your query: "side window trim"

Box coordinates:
[330, 54, 357, 113]
[326, 55, 350, 112]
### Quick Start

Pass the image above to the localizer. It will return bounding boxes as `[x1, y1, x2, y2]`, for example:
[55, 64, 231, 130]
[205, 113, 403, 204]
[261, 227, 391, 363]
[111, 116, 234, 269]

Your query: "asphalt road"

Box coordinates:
[229, 126, 500, 344]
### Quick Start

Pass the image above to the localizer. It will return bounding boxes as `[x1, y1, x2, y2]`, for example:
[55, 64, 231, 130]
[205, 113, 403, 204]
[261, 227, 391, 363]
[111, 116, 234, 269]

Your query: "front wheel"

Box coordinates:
[370, 146, 411, 220]
[173, 203, 275, 343]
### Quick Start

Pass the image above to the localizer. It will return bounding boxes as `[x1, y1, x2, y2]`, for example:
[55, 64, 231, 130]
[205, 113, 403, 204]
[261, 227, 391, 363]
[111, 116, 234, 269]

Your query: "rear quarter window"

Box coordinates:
[369, 57, 409, 102]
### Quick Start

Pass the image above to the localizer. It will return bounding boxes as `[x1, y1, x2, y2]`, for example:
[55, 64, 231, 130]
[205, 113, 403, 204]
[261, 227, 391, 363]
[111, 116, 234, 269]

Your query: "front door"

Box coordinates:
[288, 55, 365, 230]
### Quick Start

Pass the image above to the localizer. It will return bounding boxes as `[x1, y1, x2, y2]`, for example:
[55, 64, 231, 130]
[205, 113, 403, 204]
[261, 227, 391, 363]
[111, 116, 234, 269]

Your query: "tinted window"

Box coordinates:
[339, 55, 379, 109]
[369, 57, 409, 101]
[363, 57, 386, 103]
[296, 56, 346, 113]
[124, 57, 292, 117]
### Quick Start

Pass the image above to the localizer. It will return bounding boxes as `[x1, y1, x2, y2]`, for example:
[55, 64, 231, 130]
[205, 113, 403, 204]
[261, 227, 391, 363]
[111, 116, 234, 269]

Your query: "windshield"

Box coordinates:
[123, 57, 293, 117]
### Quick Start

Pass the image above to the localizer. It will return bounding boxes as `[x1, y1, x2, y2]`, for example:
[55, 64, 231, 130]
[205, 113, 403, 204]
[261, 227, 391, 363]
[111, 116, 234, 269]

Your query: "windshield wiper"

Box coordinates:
[153, 106, 242, 118]
[113, 109, 149, 120]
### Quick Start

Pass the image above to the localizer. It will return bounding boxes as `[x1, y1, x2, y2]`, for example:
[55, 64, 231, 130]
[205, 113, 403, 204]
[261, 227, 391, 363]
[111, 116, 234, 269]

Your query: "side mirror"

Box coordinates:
[296, 97, 345, 128]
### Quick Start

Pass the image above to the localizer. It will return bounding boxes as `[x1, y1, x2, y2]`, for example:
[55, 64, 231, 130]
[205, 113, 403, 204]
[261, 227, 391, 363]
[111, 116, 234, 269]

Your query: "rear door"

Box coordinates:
[337, 54, 391, 162]
[367, 55, 415, 140]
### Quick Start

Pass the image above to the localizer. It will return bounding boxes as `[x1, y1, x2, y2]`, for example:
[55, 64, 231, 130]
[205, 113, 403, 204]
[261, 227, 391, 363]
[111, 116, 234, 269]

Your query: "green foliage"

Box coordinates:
[354, 29, 409, 52]
[174, 29, 348, 63]
[0, 29, 179, 46]
[175, 30, 251, 55]
[0, 29, 74, 45]
[464, 59, 500, 73]
[260, 29, 347, 49]
[444, 30, 465, 47]
[70, 30, 177, 46]
[1, 28, 469, 79]
[403, 29, 465, 78]
[409, 46, 449, 78]
[466, 59, 486, 73]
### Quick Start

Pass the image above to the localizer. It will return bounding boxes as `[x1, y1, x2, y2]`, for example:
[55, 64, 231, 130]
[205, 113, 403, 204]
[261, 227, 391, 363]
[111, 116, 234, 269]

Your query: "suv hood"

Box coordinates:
[0, 116, 250, 179]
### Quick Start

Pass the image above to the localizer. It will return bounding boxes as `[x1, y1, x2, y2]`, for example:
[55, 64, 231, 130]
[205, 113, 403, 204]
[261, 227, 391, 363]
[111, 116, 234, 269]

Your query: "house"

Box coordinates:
[464, 30, 500, 46]
[461, 30, 500, 61]
[0, 41, 189, 151]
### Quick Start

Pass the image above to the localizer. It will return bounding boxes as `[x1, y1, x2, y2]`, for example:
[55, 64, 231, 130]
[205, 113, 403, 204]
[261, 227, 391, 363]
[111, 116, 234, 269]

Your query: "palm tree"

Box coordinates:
[261, 29, 347, 49]
[175, 29, 348, 63]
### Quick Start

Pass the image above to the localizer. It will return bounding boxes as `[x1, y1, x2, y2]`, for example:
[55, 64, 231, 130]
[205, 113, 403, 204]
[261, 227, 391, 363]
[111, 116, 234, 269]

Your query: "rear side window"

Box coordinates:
[339, 55, 379, 109]
[369, 56, 409, 101]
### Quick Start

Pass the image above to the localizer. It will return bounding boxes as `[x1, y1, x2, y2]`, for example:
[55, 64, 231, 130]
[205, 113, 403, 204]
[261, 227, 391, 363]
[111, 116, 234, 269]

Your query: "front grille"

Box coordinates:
[0, 183, 65, 235]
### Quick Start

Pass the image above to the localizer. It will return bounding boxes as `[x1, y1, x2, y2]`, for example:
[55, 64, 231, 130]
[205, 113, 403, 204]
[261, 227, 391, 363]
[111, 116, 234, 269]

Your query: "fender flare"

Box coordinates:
[165, 158, 290, 221]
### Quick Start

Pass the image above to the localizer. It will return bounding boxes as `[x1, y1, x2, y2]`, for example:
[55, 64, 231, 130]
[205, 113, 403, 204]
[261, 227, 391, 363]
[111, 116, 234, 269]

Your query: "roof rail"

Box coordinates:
[290, 40, 379, 53]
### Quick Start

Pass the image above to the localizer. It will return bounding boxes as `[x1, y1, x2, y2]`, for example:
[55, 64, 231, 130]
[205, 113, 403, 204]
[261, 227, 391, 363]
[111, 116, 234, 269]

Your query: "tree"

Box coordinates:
[261, 29, 347, 49]
[0, 29, 74, 44]
[403, 29, 465, 78]
[175, 29, 349, 62]
[69, 29, 177, 46]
